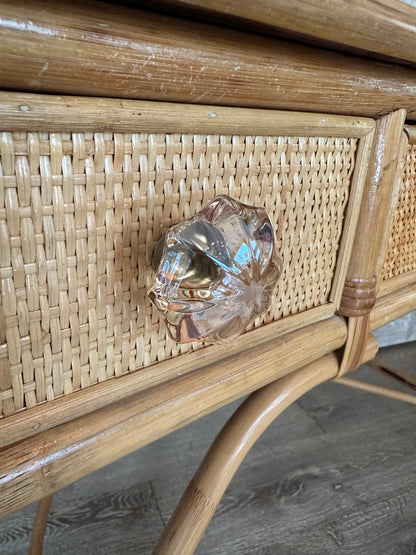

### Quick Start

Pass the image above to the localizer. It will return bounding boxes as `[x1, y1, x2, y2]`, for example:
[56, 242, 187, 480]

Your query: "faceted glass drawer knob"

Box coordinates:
[148, 195, 282, 343]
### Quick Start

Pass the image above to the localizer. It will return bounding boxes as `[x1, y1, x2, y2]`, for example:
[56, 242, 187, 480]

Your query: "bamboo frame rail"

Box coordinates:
[1, 1, 416, 118]
[370, 281, 416, 330]
[378, 268, 416, 298]
[149, 0, 416, 65]
[335, 350, 416, 409]
[368, 359, 416, 392]
[0, 92, 375, 136]
[0, 316, 346, 518]
[0, 307, 333, 450]
[335, 378, 416, 406]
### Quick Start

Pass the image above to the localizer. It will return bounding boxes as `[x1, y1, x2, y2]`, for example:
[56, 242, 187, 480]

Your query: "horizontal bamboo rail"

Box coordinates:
[0, 92, 375, 136]
[0, 316, 346, 518]
[335, 377, 416, 405]
[368, 358, 416, 392]
[0, 305, 335, 450]
[156, 0, 416, 65]
[1, 0, 416, 117]
[371, 282, 416, 331]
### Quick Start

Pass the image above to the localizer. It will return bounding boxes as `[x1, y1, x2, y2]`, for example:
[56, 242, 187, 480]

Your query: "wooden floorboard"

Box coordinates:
[0, 342, 415, 554]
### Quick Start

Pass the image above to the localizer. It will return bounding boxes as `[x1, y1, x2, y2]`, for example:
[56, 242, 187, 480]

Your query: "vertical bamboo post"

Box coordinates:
[338, 109, 407, 375]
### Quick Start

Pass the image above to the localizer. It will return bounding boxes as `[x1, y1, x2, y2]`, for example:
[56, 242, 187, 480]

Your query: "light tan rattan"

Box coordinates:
[0, 131, 357, 417]
[0, 97, 373, 423]
[381, 143, 416, 283]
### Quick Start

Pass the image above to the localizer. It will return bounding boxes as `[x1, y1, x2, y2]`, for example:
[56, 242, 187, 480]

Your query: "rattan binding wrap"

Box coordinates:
[0, 131, 357, 417]
[381, 144, 416, 281]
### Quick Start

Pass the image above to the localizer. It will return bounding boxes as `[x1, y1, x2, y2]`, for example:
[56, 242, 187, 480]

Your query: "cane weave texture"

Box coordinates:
[382, 144, 416, 281]
[0, 131, 357, 417]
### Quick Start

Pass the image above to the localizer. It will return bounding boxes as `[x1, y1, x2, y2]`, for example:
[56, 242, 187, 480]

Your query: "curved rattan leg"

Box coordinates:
[28, 494, 53, 555]
[153, 354, 340, 555]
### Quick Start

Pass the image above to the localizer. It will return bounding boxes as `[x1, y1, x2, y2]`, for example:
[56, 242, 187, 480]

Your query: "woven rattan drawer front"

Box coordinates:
[0, 94, 374, 423]
[380, 131, 416, 294]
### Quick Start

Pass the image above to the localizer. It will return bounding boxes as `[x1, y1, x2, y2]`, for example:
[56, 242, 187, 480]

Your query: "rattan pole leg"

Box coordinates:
[153, 354, 340, 555]
[28, 494, 53, 555]
[154, 336, 378, 555]
[367, 358, 416, 392]
[334, 377, 416, 405]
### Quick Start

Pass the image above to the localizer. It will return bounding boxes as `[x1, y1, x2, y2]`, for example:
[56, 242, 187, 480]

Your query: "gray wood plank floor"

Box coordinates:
[1, 342, 415, 554]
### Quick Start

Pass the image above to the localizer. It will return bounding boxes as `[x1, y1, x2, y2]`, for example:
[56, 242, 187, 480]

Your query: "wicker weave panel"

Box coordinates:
[382, 144, 416, 280]
[0, 132, 357, 417]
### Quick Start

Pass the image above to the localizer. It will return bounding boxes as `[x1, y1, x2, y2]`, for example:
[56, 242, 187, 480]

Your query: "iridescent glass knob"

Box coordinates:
[148, 195, 282, 343]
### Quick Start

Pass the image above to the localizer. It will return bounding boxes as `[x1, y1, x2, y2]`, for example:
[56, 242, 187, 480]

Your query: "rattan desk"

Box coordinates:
[0, 1, 415, 553]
